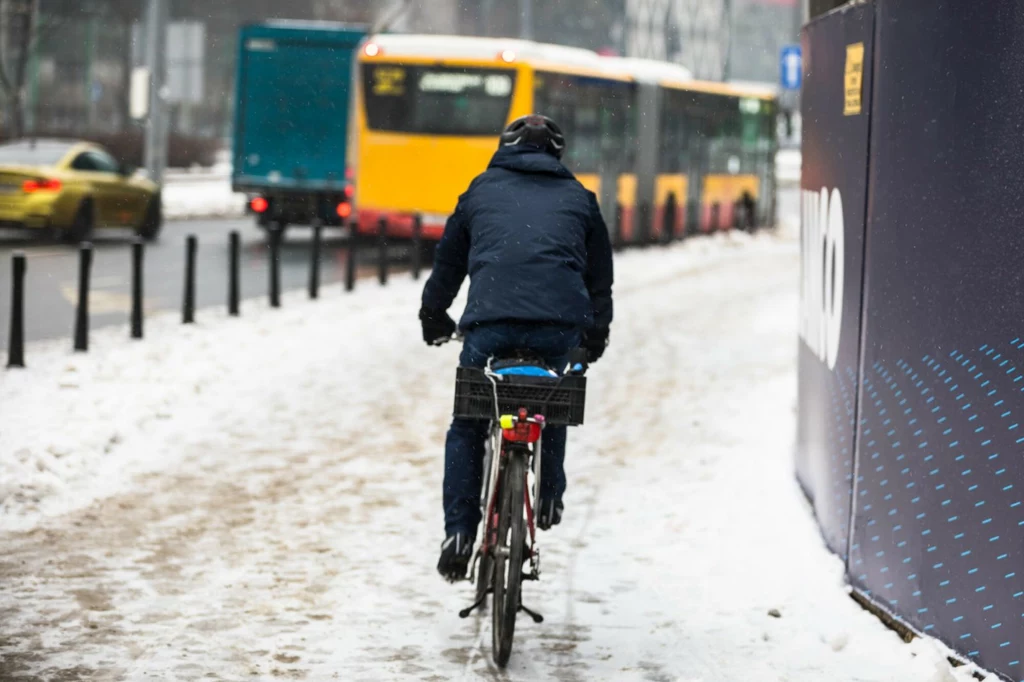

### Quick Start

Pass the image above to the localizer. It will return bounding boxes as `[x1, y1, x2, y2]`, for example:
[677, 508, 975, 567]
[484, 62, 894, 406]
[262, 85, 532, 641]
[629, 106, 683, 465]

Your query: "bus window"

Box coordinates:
[662, 89, 706, 176]
[533, 72, 578, 163]
[534, 72, 632, 174]
[701, 92, 743, 174]
[362, 64, 516, 136]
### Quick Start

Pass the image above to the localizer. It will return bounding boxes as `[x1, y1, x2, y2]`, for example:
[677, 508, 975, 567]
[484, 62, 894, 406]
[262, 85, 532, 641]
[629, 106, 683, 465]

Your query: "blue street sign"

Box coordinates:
[780, 45, 802, 90]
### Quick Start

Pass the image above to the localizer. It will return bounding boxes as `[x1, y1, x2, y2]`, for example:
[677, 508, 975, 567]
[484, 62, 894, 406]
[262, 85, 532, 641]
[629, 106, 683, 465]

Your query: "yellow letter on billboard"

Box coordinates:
[844, 42, 865, 116]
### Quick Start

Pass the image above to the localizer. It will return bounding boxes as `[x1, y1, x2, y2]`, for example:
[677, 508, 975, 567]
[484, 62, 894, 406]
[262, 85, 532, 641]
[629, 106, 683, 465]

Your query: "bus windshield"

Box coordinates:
[362, 64, 516, 136]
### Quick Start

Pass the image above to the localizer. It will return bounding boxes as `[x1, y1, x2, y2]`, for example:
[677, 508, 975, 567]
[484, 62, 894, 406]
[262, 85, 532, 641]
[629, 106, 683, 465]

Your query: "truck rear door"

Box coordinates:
[237, 32, 357, 188]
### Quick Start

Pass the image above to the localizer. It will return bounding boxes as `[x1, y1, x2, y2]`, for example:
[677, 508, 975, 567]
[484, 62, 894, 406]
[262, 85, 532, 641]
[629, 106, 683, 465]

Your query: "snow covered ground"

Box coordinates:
[162, 168, 247, 220]
[0, 230, 989, 681]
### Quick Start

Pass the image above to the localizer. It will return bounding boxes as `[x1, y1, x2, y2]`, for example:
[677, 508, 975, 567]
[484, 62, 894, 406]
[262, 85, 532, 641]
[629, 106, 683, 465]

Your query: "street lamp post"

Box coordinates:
[143, 0, 169, 184]
[519, 0, 533, 40]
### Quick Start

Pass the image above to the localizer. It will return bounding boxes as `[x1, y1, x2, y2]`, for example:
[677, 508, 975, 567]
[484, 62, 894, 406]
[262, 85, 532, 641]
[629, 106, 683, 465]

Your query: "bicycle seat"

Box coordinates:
[491, 352, 558, 378]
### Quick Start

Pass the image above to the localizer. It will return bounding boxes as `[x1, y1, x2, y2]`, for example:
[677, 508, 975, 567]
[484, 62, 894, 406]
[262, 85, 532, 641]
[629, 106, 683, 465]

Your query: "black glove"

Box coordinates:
[583, 327, 609, 363]
[419, 307, 456, 346]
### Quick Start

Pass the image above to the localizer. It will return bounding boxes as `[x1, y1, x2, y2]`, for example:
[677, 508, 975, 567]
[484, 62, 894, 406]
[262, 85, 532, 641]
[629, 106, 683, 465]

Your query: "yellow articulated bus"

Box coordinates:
[649, 71, 778, 239]
[353, 34, 777, 244]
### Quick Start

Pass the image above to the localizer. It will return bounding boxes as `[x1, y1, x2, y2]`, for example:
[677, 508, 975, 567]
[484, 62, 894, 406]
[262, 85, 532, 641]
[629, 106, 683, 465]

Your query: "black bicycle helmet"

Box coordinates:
[499, 114, 566, 159]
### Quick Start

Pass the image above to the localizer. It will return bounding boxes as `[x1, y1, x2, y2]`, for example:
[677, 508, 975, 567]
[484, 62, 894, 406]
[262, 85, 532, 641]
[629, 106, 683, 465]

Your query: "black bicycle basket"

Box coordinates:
[453, 366, 587, 426]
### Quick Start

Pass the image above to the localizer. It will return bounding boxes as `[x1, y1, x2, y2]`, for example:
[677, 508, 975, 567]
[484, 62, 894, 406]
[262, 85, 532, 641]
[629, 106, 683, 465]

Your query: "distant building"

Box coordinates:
[730, 0, 801, 84]
[626, 0, 799, 83]
[7, 0, 800, 146]
[8, 0, 381, 140]
[453, 0, 625, 53]
[626, 0, 728, 80]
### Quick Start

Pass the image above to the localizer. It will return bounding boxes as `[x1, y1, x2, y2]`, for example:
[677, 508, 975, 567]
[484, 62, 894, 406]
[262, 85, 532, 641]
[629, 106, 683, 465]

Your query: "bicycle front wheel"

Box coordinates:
[492, 449, 526, 667]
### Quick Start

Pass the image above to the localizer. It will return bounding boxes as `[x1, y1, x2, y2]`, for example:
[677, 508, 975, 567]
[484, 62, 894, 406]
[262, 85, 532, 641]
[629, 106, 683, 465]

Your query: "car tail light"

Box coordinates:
[250, 197, 269, 213]
[22, 178, 62, 193]
[344, 184, 355, 199]
[336, 202, 352, 219]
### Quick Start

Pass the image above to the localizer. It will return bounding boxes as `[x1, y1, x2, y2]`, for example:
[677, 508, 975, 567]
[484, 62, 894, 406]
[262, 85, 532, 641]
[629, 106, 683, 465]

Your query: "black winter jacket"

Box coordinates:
[421, 145, 614, 332]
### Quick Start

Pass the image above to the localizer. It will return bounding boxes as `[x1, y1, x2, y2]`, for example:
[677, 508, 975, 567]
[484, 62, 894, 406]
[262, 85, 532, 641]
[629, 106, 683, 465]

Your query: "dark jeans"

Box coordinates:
[444, 323, 581, 537]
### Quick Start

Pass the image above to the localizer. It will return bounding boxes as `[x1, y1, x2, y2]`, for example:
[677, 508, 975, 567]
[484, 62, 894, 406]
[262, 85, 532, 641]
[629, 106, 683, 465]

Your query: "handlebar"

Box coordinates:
[431, 333, 588, 376]
[429, 331, 463, 347]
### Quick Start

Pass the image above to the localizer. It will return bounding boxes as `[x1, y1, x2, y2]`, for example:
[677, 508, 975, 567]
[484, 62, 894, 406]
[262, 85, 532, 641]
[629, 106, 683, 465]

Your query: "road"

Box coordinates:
[0, 219, 414, 351]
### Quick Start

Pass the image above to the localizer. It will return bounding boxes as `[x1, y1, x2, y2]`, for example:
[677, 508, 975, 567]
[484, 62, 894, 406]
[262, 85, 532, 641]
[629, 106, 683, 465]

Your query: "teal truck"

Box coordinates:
[232, 21, 366, 236]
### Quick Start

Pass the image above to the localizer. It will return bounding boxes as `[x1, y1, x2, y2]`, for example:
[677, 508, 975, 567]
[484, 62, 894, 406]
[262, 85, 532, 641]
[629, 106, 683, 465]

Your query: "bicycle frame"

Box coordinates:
[478, 409, 544, 578]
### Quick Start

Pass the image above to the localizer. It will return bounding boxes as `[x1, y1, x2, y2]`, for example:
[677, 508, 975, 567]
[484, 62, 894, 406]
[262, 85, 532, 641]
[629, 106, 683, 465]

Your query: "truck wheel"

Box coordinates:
[261, 222, 288, 242]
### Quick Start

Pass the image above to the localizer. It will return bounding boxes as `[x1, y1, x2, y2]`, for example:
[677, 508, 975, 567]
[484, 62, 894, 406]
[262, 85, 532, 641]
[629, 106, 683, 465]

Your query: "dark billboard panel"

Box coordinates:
[796, 4, 875, 560]
[849, 1, 1024, 677]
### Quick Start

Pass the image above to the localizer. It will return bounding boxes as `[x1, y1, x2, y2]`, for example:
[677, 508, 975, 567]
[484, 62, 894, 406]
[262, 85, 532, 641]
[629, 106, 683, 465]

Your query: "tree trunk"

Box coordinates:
[8, 90, 23, 137]
[0, 0, 35, 139]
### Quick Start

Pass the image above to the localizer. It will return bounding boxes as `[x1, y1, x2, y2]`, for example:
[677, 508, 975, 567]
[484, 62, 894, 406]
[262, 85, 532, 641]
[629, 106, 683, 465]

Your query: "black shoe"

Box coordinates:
[537, 499, 563, 531]
[437, 532, 474, 583]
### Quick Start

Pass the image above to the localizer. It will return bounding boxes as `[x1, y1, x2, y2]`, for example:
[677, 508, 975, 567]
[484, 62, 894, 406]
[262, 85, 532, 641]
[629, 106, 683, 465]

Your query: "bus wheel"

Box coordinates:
[663, 193, 679, 243]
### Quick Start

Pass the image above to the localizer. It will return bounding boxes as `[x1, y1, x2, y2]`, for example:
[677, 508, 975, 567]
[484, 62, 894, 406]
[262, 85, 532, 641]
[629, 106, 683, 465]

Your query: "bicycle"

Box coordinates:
[450, 347, 589, 667]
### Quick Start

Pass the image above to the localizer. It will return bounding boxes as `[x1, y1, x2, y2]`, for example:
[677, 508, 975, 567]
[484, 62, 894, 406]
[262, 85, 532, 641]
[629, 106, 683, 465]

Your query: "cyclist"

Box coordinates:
[419, 114, 614, 582]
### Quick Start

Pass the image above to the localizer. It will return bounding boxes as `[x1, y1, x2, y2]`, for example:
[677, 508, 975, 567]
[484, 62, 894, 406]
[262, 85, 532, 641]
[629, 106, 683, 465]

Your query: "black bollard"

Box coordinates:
[183, 235, 196, 324]
[411, 214, 423, 281]
[613, 204, 625, 251]
[228, 231, 240, 316]
[73, 243, 93, 351]
[685, 201, 698, 238]
[269, 224, 282, 308]
[130, 238, 144, 339]
[7, 252, 26, 368]
[345, 222, 357, 293]
[377, 217, 388, 286]
[309, 224, 322, 300]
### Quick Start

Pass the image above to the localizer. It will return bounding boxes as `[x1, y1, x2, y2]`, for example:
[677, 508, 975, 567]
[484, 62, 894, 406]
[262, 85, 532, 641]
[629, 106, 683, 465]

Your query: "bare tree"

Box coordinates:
[97, 0, 141, 130]
[0, 0, 36, 138]
[314, 0, 379, 23]
[0, 0, 81, 138]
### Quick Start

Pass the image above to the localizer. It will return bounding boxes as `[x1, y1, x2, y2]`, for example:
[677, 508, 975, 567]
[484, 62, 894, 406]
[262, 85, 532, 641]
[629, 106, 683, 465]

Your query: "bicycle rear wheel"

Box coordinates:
[492, 449, 526, 667]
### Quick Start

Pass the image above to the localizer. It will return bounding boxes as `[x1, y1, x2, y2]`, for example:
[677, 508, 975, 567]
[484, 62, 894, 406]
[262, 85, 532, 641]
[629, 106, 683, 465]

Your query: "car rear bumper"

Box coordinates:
[0, 215, 49, 230]
[0, 194, 56, 229]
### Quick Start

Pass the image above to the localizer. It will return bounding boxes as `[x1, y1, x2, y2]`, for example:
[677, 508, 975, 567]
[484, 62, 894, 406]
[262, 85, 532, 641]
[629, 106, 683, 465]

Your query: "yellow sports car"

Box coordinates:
[0, 138, 162, 241]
